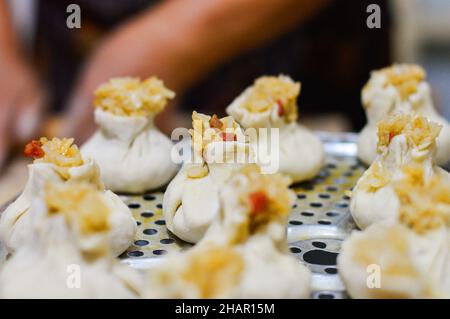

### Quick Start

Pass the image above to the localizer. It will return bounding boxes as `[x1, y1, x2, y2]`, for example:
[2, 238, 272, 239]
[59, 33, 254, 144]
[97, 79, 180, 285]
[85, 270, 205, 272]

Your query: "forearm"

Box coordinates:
[141, 0, 332, 90]
[0, 0, 22, 63]
[80, 0, 331, 94]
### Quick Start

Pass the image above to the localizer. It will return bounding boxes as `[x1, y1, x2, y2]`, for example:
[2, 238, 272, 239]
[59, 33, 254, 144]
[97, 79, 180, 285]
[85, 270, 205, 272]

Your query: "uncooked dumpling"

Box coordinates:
[163, 111, 255, 243]
[146, 165, 311, 299]
[338, 170, 450, 299]
[351, 113, 450, 230]
[0, 137, 136, 256]
[226, 75, 324, 182]
[0, 182, 142, 298]
[357, 64, 450, 166]
[82, 77, 178, 193]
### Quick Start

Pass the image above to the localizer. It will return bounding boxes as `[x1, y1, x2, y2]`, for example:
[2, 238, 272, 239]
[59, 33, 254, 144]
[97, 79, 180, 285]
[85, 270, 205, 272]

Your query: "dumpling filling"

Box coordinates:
[240, 75, 300, 123]
[94, 77, 175, 117]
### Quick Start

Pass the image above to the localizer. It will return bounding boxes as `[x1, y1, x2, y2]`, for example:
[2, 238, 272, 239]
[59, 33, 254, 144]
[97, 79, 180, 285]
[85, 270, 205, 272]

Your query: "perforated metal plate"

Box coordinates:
[119, 132, 364, 299]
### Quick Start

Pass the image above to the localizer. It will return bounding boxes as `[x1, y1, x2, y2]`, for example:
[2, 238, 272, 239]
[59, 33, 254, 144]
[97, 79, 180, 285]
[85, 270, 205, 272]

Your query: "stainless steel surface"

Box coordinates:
[119, 132, 364, 299]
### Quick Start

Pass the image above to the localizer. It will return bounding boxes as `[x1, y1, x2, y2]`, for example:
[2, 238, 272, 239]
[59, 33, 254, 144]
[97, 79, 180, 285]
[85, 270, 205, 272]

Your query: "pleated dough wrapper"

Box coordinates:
[164, 112, 254, 243]
[146, 166, 311, 298]
[0, 138, 136, 256]
[338, 223, 450, 299]
[81, 77, 178, 193]
[357, 64, 450, 166]
[0, 183, 142, 299]
[339, 174, 450, 298]
[351, 113, 450, 229]
[226, 75, 324, 182]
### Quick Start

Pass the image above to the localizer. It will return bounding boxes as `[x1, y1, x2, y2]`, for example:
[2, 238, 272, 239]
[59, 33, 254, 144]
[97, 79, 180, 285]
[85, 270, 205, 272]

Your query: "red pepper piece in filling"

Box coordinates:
[276, 99, 285, 117]
[209, 114, 224, 129]
[249, 190, 269, 215]
[24, 140, 45, 159]
[388, 132, 396, 143]
[220, 132, 236, 141]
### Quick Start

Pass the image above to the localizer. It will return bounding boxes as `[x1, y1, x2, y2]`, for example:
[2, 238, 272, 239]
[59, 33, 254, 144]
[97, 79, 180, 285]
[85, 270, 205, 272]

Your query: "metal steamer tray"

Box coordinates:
[119, 132, 364, 299]
[0, 132, 364, 298]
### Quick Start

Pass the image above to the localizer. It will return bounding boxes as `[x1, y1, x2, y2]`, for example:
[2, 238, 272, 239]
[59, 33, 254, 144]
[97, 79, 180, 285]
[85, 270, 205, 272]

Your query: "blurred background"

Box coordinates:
[1, 0, 449, 203]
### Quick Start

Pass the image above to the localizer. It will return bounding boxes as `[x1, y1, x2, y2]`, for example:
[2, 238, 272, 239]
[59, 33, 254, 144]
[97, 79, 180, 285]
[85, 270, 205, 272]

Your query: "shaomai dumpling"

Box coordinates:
[0, 182, 142, 298]
[0, 137, 136, 256]
[163, 111, 254, 243]
[350, 113, 450, 229]
[338, 169, 450, 298]
[226, 75, 324, 183]
[145, 165, 311, 298]
[81, 77, 178, 193]
[357, 64, 450, 166]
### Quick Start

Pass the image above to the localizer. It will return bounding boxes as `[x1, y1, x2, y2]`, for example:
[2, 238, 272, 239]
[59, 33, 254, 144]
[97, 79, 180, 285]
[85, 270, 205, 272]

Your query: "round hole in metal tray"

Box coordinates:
[154, 220, 166, 226]
[326, 211, 340, 217]
[334, 178, 347, 184]
[303, 250, 338, 266]
[301, 211, 314, 217]
[134, 240, 149, 246]
[153, 249, 167, 256]
[160, 238, 175, 244]
[324, 267, 338, 275]
[318, 193, 331, 199]
[143, 194, 156, 201]
[326, 163, 337, 169]
[335, 203, 348, 208]
[318, 220, 332, 225]
[143, 228, 158, 235]
[318, 293, 335, 299]
[318, 170, 330, 178]
[312, 241, 327, 249]
[141, 211, 154, 218]
[295, 181, 314, 190]
[121, 151, 363, 299]
[128, 251, 144, 257]
[128, 203, 141, 209]
[310, 202, 323, 208]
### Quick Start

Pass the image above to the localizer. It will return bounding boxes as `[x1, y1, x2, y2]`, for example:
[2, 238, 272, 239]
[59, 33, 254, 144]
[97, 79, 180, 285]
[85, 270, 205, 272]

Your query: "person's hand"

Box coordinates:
[0, 57, 44, 167]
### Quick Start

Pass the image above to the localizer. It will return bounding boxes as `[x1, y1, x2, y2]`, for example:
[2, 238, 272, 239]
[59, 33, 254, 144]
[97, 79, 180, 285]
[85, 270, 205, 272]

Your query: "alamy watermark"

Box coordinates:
[366, 264, 381, 289]
[66, 264, 81, 289]
[66, 4, 81, 29]
[366, 4, 381, 29]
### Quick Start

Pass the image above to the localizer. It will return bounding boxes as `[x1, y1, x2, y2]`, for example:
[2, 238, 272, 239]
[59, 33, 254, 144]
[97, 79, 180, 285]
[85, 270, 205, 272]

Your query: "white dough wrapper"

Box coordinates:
[0, 158, 136, 256]
[226, 75, 324, 183]
[342, 166, 450, 298]
[146, 166, 311, 299]
[0, 197, 142, 299]
[82, 108, 178, 193]
[357, 65, 450, 166]
[164, 141, 252, 243]
[338, 222, 450, 299]
[351, 113, 450, 230]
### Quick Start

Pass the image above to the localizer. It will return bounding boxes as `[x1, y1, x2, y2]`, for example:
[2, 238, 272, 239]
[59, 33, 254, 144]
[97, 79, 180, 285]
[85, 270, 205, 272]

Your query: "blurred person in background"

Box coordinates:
[0, 0, 391, 167]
